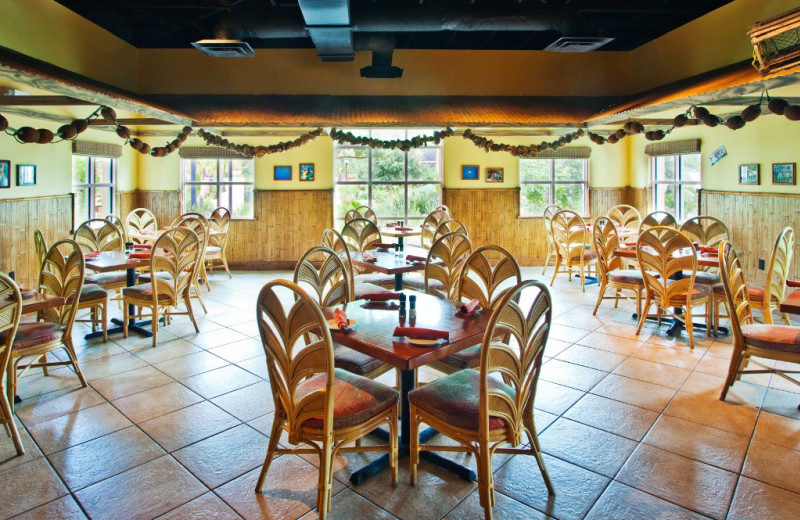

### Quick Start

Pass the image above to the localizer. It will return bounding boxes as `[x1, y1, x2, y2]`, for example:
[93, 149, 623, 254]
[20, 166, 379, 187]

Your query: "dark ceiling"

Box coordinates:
[55, 0, 733, 52]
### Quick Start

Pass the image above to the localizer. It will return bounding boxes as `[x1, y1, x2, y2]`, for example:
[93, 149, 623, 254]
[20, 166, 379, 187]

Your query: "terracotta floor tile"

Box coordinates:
[728, 477, 800, 520]
[91, 365, 174, 401]
[10, 495, 87, 520]
[547, 323, 590, 343]
[612, 357, 691, 390]
[631, 343, 705, 370]
[576, 331, 644, 356]
[235, 356, 269, 380]
[533, 408, 558, 434]
[50, 426, 165, 490]
[173, 424, 269, 489]
[181, 364, 262, 399]
[540, 359, 607, 391]
[553, 312, 604, 332]
[0, 458, 68, 518]
[112, 381, 204, 423]
[211, 380, 275, 422]
[78, 351, 149, 380]
[555, 344, 628, 372]
[131, 339, 202, 364]
[590, 374, 676, 412]
[27, 402, 132, 454]
[15, 369, 82, 401]
[154, 351, 230, 380]
[598, 322, 654, 341]
[188, 327, 252, 350]
[753, 411, 800, 452]
[156, 492, 242, 520]
[298, 488, 400, 520]
[15, 387, 106, 426]
[0, 419, 43, 473]
[617, 444, 737, 520]
[494, 453, 609, 520]
[540, 417, 637, 477]
[742, 440, 800, 494]
[585, 481, 707, 520]
[140, 400, 242, 453]
[75, 455, 207, 520]
[761, 387, 800, 420]
[664, 391, 758, 437]
[543, 338, 572, 358]
[531, 380, 585, 415]
[643, 415, 749, 472]
[443, 488, 548, 520]
[564, 393, 659, 441]
[209, 337, 265, 363]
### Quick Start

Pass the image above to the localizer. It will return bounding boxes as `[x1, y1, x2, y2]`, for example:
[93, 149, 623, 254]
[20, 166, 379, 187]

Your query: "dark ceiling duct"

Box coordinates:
[356, 34, 402, 78]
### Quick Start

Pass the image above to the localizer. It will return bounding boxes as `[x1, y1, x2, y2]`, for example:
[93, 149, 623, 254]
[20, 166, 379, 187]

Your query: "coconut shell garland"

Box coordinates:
[0, 115, 7, 132]
[607, 134, 619, 144]
[768, 98, 789, 115]
[784, 105, 800, 121]
[182, 126, 192, 135]
[129, 138, 143, 150]
[57, 124, 78, 140]
[140, 143, 151, 154]
[653, 130, 666, 140]
[116, 126, 131, 139]
[702, 115, 719, 127]
[673, 114, 689, 127]
[693, 106, 709, 119]
[72, 119, 89, 133]
[741, 104, 761, 122]
[15, 127, 40, 143]
[725, 116, 746, 130]
[100, 106, 117, 123]
[615, 129, 626, 139]
[645, 131, 655, 141]
[36, 129, 54, 144]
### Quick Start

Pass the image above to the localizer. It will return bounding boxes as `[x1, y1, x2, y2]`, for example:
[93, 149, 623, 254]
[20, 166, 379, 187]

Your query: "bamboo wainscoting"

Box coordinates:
[700, 189, 800, 287]
[0, 194, 73, 288]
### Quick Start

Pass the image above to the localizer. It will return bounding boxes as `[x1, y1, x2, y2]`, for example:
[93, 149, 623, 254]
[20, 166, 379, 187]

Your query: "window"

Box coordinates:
[334, 129, 442, 224]
[652, 153, 700, 222]
[72, 155, 115, 228]
[181, 158, 254, 218]
[519, 157, 589, 217]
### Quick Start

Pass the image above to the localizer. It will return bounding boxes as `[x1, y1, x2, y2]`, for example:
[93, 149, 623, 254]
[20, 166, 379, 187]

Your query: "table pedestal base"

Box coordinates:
[84, 317, 153, 340]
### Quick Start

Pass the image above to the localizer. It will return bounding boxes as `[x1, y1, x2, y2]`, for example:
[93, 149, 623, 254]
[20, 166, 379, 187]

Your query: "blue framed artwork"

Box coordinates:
[461, 165, 479, 180]
[274, 165, 292, 181]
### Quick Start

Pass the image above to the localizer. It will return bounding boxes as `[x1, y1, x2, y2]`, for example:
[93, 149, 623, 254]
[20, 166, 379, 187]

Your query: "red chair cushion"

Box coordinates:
[353, 283, 390, 299]
[401, 274, 445, 292]
[745, 284, 766, 302]
[667, 284, 711, 305]
[79, 284, 108, 303]
[570, 250, 597, 262]
[86, 271, 129, 287]
[137, 272, 172, 283]
[296, 368, 398, 429]
[122, 283, 172, 302]
[741, 324, 800, 353]
[435, 344, 481, 371]
[681, 270, 720, 285]
[1, 322, 63, 350]
[333, 345, 387, 376]
[607, 269, 644, 285]
[712, 283, 725, 295]
[408, 369, 515, 431]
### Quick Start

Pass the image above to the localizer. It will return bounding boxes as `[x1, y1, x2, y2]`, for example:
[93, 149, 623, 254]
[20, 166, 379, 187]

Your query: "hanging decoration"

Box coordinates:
[197, 127, 324, 158]
[329, 127, 455, 151]
[461, 128, 585, 156]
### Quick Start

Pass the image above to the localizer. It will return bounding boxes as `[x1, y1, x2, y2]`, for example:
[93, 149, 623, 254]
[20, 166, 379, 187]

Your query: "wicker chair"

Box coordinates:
[33, 229, 47, 271]
[6, 240, 88, 411]
[549, 209, 597, 292]
[322, 228, 393, 294]
[404, 232, 472, 298]
[420, 208, 450, 249]
[679, 216, 729, 287]
[639, 211, 677, 240]
[344, 205, 378, 224]
[75, 218, 129, 294]
[125, 208, 158, 244]
[718, 240, 800, 402]
[171, 214, 210, 313]
[428, 245, 522, 376]
[342, 217, 383, 252]
[607, 204, 642, 231]
[206, 207, 232, 279]
[409, 280, 555, 519]
[592, 217, 645, 316]
[254, 279, 399, 519]
[635, 226, 712, 349]
[541, 205, 561, 276]
[432, 219, 468, 242]
[122, 227, 200, 348]
[105, 214, 128, 243]
[0, 272, 24, 454]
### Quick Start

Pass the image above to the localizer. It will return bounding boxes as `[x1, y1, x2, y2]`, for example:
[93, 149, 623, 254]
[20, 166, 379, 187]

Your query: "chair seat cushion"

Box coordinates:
[741, 324, 800, 353]
[408, 369, 515, 431]
[1, 322, 63, 350]
[205, 246, 222, 255]
[682, 270, 720, 285]
[296, 368, 398, 429]
[402, 274, 445, 292]
[137, 272, 172, 283]
[570, 250, 597, 263]
[334, 345, 387, 376]
[434, 345, 481, 371]
[353, 283, 390, 299]
[745, 284, 767, 302]
[712, 283, 725, 295]
[668, 284, 711, 305]
[122, 283, 172, 302]
[354, 273, 396, 287]
[607, 269, 645, 285]
[79, 284, 108, 303]
[86, 271, 130, 287]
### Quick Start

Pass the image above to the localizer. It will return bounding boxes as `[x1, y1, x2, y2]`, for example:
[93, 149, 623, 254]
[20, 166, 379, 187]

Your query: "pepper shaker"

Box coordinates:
[409, 295, 416, 321]
[398, 293, 407, 320]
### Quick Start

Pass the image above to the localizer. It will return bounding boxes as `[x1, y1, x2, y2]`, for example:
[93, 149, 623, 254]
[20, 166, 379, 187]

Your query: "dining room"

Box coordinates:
[2, 1, 800, 519]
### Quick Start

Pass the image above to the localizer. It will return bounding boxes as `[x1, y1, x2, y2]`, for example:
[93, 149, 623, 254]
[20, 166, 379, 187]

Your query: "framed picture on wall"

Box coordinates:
[274, 165, 292, 181]
[486, 167, 504, 183]
[772, 163, 796, 185]
[738, 164, 759, 185]
[299, 163, 315, 181]
[16, 164, 36, 186]
[0, 160, 9, 188]
[461, 165, 479, 180]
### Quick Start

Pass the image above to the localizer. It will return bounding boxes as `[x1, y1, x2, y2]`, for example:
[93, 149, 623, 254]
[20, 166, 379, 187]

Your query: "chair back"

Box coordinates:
[478, 279, 552, 444]
[34, 229, 48, 269]
[150, 227, 200, 306]
[592, 216, 623, 283]
[256, 279, 335, 444]
[551, 209, 588, 266]
[293, 246, 351, 307]
[74, 219, 124, 253]
[209, 207, 231, 251]
[322, 228, 356, 295]
[0, 272, 23, 380]
[105, 214, 128, 243]
[420, 209, 449, 249]
[342, 217, 382, 252]
[39, 239, 85, 335]
[126, 208, 158, 243]
[607, 204, 641, 231]
[344, 205, 378, 224]
[765, 226, 795, 307]
[458, 245, 521, 309]
[425, 232, 472, 300]
[718, 241, 755, 347]
[433, 219, 468, 242]
[680, 216, 729, 248]
[636, 226, 698, 308]
[639, 211, 677, 241]
[434, 205, 450, 215]
[173, 214, 209, 282]
[542, 204, 561, 254]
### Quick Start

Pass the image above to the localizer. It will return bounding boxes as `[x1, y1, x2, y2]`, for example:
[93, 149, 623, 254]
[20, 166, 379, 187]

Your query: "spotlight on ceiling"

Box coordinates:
[191, 39, 256, 58]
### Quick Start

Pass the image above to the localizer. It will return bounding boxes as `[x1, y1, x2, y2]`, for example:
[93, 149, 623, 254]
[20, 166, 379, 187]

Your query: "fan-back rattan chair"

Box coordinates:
[718, 241, 800, 402]
[409, 280, 555, 519]
[420, 208, 450, 249]
[679, 216, 729, 287]
[105, 214, 128, 243]
[549, 209, 597, 292]
[34, 229, 47, 271]
[172, 214, 210, 313]
[541, 204, 561, 276]
[607, 204, 642, 231]
[254, 279, 399, 519]
[126, 208, 158, 244]
[592, 216, 645, 316]
[404, 232, 472, 299]
[432, 219, 468, 242]
[6, 239, 88, 411]
[0, 272, 24, 454]
[344, 205, 378, 224]
[342, 217, 382, 252]
[75, 218, 129, 294]
[322, 228, 394, 292]
[121, 227, 200, 348]
[635, 226, 712, 349]
[639, 211, 677, 240]
[206, 207, 232, 279]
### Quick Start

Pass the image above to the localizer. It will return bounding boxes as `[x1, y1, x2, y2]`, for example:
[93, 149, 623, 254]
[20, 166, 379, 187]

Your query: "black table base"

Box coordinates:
[84, 267, 153, 340]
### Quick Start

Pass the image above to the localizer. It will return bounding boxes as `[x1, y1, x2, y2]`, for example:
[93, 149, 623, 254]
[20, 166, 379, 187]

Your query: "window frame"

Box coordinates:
[651, 153, 701, 222]
[180, 157, 255, 219]
[518, 157, 590, 218]
[72, 154, 116, 226]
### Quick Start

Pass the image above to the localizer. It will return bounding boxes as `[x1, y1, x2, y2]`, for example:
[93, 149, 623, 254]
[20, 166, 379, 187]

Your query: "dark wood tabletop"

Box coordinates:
[780, 290, 800, 315]
[0, 292, 66, 314]
[614, 246, 720, 269]
[323, 290, 491, 371]
[350, 246, 430, 275]
[84, 251, 149, 273]
[380, 226, 422, 238]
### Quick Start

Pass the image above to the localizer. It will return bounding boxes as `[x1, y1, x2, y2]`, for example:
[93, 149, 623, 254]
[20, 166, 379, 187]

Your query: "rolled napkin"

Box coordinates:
[362, 292, 401, 301]
[396, 227, 414, 231]
[133, 244, 152, 250]
[372, 242, 395, 249]
[84, 251, 100, 259]
[129, 251, 151, 260]
[786, 280, 800, 288]
[700, 246, 719, 255]
[460, 298, 480, 315]
[393, 327, 450, 341]
[333, 308, 349, 330]
[406, 254, 427, 263]
[362, 251, 377, 262]
[386, 222, 396, 228]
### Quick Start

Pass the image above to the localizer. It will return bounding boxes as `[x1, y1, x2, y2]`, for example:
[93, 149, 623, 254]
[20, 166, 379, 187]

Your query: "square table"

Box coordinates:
[351, 246, 430, 291]
[380, 226, 421, 249]
[324, 290, 492, 485]
[0, 292, 65, 315]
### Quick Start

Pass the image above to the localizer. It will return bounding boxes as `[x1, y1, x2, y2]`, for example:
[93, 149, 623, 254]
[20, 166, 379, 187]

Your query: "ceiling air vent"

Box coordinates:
[749, 7, 800, 74]
[544, 37, 614, 53]
[191, 39, 256, 58]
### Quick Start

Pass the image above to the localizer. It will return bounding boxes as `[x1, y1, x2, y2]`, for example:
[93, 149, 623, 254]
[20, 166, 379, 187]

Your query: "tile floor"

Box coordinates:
[2, 269, 800, 519]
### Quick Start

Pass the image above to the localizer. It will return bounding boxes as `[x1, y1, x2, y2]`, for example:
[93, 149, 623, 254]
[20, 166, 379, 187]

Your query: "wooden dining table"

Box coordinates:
[324, 289, 491, 485]
[379, 226, 421, 248]
[128, 227, 224, 243]
[0, 292, 66, 315]
[351, 245, 430, 291]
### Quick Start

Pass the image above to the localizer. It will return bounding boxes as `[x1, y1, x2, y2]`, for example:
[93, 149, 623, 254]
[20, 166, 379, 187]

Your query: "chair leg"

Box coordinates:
[63, 338, 88, 388]
[592, 281, 607, 315]
[720, 349, 746, 401]
[123, 300, 130, 338]
[41, 353, 49, 376]
[255, 410, 284, 492]
[782, 312, 792, 325]
[476, 445, 494, 517]
[614, 288, 621, 308]
[684, 307, 695, 349]
[221, 253, 232, 279]
[184, 294, 200, 333]
[102, 301, 108, 342]
[762, 303, 773, 324]
[201, 267, 212, 293]
[409, 404, 420, 486]
[317, 439, 333, 520]
[7, 361, 17, 413]
[635, 298, 653, 335]
[0, 393, 23, 455]
[193, 281, 208, 314]
[541, 251, 553, 276]
[389, 408, 398, 486]
[549, 256, 561, 287]
[524, 416, 555, 495]
[151, 305, 159, 348]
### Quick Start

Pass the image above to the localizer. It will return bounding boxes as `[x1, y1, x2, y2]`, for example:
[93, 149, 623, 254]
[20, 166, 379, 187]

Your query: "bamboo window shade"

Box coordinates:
[644, 139, 701, 156]
[72, 141, 122, 158]
[533, 146, 591, 159]
[178, 147, 248, 159]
